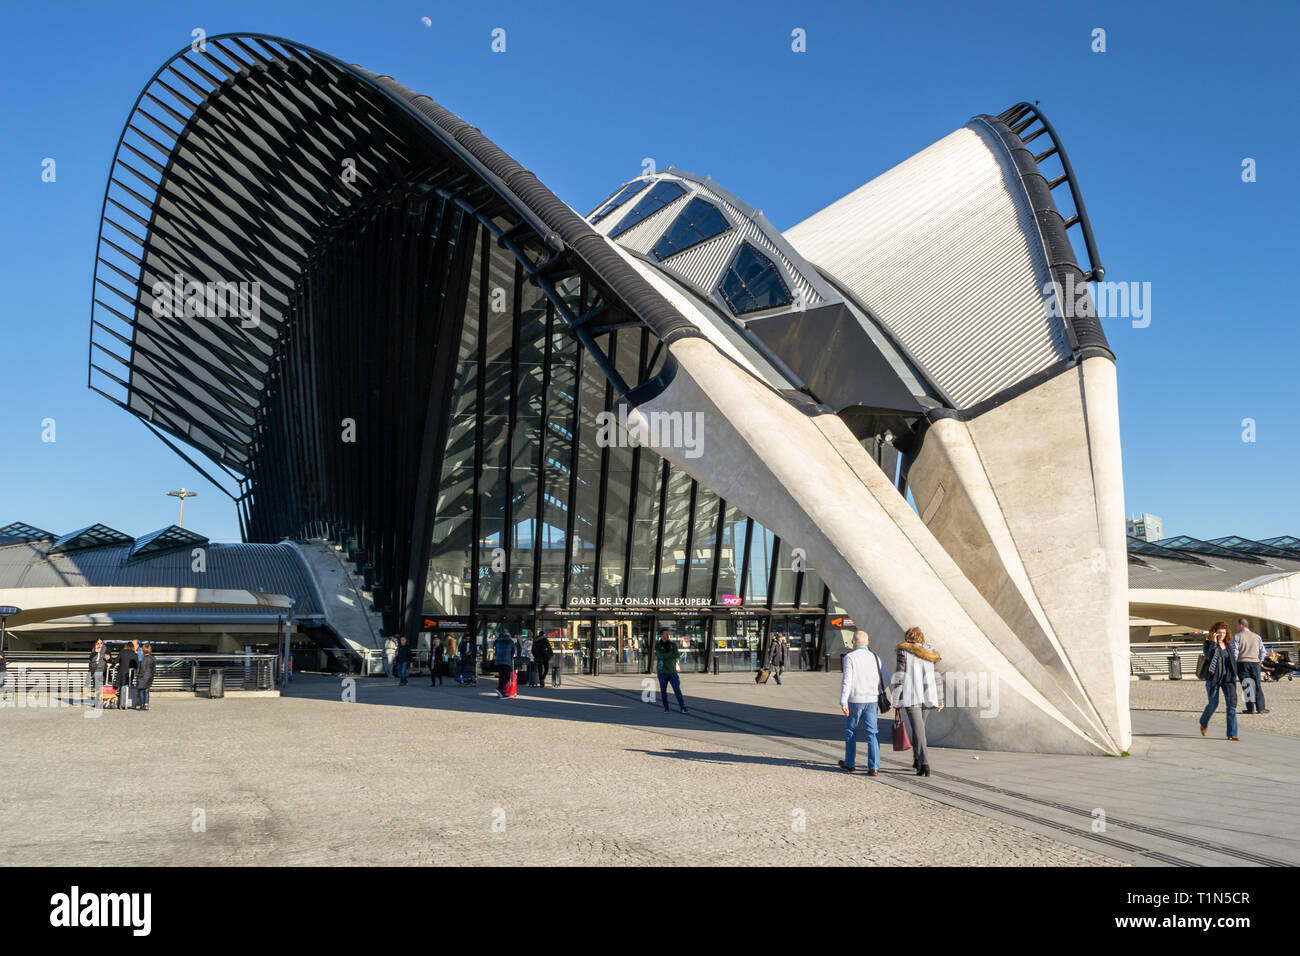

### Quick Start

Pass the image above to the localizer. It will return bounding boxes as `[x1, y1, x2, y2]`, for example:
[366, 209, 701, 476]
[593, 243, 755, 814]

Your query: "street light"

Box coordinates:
[167, 488, 199, 527]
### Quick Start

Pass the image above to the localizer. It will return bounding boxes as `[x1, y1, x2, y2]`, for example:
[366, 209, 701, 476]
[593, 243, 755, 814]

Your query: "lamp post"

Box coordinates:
[167, 488, 199, 527]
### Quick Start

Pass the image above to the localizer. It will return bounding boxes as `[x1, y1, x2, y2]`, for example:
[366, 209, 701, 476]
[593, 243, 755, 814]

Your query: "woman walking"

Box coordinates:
[133, 643, 156, 711]
[1200, 621, 1240, 740]
[894, 626, 944, 776]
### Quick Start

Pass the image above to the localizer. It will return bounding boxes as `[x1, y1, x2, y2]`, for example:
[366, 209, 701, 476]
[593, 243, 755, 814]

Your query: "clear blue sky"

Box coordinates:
[1, 0, 1296, 543]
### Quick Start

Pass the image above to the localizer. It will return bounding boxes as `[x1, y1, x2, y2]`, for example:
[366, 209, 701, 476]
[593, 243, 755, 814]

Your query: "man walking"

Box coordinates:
[395, 636, 411, 686]
[493, 630, 517, 698]
[1235, 618, 1269, 714]
[533, 632, 553, 688]
[767, 632, 789, 685]
[838, 630, 891, 775]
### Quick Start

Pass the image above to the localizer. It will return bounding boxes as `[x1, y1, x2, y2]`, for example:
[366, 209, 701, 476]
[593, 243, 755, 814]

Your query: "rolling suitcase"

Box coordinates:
[755, 667, 771, 684]
[505, 669, 518, 698]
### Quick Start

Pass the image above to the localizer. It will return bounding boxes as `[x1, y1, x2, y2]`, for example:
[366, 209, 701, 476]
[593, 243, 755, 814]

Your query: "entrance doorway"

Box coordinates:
[770, 615, 824, 670]
[595, 617, 652, 674]
[712, 616, 766, 672]
[536, 617, 590, 675]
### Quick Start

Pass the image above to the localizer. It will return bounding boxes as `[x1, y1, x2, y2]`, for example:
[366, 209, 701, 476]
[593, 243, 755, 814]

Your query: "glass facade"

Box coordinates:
[422, 222, 829, 674]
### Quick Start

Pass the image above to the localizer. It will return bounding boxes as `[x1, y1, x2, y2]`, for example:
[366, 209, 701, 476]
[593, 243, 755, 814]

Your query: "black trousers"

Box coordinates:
[497, 665, 512, 695]
[1240, 662, 1265, 712]
[537, 658, 550, 686]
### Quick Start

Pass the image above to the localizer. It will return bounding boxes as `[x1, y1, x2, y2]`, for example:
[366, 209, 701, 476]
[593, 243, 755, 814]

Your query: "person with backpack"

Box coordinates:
[1199, 621, 1240, 740]
[838, 630, 891, 775]
[654, 629, 689, 714]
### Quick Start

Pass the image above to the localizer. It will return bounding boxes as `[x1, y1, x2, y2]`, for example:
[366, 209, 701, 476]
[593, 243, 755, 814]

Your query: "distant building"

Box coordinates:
[1127, 513, 1164, 542]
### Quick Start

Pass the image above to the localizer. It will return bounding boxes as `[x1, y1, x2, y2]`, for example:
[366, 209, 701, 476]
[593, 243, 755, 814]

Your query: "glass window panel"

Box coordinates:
[425, 231, 481, 615]
[772, 539, 799, 606]
[686, 485, 720, 599]
[590, 179, 653, 224]
[626, 452, 663, 599]
[568, 347, 607, 601]
[597, 330, 642, 601]
[744, 521, 774, 604]
[509, 293, 548, 604]
[537, 325, 577, 606]
[715, 504, 746, 602]
[717, 242, 792, 315]
[609, 180, 687, 238]
[656, 467, 693, 598]
[651, 197, 730, 260]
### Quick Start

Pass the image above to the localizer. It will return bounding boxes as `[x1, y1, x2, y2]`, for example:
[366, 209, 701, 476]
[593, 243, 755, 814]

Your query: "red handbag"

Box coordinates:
[892, 712, 912, 751]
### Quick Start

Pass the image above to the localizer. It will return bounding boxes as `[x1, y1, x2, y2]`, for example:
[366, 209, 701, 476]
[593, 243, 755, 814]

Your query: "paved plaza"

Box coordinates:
[1, 672, 1296, 866]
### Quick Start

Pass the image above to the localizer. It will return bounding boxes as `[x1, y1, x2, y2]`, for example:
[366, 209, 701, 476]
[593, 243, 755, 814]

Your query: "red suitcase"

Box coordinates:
[505, 669, 518, 698]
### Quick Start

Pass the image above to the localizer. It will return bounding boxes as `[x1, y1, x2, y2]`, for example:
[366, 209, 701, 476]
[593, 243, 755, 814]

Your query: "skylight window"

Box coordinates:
[651, 197, 730, 260]
[717, 242, 792, 315]
[609, 180, 687, 238]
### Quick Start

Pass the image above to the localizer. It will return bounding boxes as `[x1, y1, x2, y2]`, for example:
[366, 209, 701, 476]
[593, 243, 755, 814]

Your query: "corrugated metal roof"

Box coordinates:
[783, 123, 1072, 409]
[0, 539, 322, 616]
[1127, 552, 1300, 592]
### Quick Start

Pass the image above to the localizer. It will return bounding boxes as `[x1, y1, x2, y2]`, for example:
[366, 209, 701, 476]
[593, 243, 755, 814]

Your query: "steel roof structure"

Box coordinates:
[85, 34, 1131, 754]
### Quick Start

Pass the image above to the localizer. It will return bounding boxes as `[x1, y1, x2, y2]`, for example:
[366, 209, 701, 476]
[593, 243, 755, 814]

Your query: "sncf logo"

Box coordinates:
[49, 886, 151, 937]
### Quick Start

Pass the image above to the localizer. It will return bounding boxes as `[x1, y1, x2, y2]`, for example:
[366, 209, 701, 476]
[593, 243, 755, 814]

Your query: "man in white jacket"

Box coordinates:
[838, 630, 891, 775]
[383, 635, 397, 678]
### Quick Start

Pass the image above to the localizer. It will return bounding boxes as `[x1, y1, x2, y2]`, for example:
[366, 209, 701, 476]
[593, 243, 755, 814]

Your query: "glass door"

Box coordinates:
[713, 616, 767, 672]
[595, 617, 651, 674]
[536, 618, 587, 674]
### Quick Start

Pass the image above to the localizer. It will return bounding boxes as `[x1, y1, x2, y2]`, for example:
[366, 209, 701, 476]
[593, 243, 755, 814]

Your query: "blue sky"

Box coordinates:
[1, 0, 1297, 543]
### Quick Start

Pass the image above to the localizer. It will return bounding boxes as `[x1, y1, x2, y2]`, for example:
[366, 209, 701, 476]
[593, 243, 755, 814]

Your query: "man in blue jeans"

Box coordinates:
[395, 636, 411, 685]
[838, 630, 891, 775]
[654, 629, 689, 714]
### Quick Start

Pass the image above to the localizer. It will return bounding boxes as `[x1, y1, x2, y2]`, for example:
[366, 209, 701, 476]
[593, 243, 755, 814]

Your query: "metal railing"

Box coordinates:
[1130, 642, 1299, 678]
[2, 653, 277, 692]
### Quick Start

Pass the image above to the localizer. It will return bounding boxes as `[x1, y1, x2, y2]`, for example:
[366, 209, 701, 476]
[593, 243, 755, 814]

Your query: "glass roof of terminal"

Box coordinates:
[0, 521, 55, 542]
[128, 525, 210, 560]
[1154, 535, 1268, 564]
[1126, 535, 1211, 565]
[1207, 535, 1300, 559]
[609, 180, 687, 238]
[652, 197, 730, 260]
[590, 179, 653, 225]
[48, 524, 134, 554]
